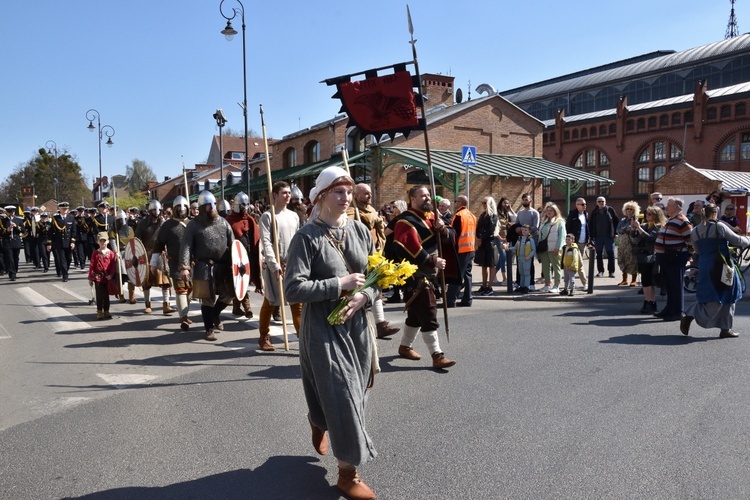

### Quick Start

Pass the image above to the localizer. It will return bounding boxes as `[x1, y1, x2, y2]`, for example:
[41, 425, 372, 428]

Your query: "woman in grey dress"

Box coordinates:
[681, 203, 750, 338]
[284, 166, 378, 500]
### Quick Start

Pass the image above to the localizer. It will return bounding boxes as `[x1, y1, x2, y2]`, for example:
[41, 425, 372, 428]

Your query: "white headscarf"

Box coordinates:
[307, 166, 353, 222]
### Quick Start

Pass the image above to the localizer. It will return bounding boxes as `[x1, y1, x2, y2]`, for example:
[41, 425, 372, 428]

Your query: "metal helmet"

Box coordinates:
[116, 209, 127, 222]
[147, 199, 162, 212]
[197, 190, 216, 209]
[291, 185, 303, 201]
[173, 195, 189, 211]
[219, 199, 230, 214]
[233, 192, 250, 213]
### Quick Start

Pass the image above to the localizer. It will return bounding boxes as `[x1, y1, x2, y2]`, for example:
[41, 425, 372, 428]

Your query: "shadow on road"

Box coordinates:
[63, 455, 339, 499]
[600, 334, 715, 345]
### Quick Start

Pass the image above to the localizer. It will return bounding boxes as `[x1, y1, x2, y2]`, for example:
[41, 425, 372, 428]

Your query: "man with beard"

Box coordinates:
[515, 193, 540, 290]
[347, 183, 399, 339]
[152, 196, 193, 328]
[114, 209, 134, 303]
[289, 185, 307, 225]
[46, 202, 78, 282]
[179, 191, 235, 341]
[135, 200, 174, 314]
[258, 181, 302, 351]
[389, 185, 456, 369]
[225, 192, 262, 320]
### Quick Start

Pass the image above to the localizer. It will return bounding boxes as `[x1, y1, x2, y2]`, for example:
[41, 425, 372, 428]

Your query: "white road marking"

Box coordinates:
[97, 373, 158, 389]
[16, 287, 93, 333]
[0, 322, 10, 339]
[53, 283, 90, 303]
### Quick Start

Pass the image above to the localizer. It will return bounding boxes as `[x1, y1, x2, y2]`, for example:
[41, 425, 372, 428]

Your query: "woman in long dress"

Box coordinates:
[615, 200, 641, 287]
[681, 203, 750, 338]
[284, 166, 378, 500]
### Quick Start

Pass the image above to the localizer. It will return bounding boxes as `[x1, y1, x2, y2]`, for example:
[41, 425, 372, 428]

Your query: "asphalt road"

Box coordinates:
[2, 261, 750, 499]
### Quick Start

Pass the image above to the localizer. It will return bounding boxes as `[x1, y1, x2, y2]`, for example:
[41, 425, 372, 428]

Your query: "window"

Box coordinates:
[586, 150, 596, 167]
[660, 114, 669, 127]
[581, 128, 588, 139]
[590, 126, 597, 137]
[654, 165, 666, 181]
[654, 141, 666, 161]
[599, 125, 607, 136]
[707, 107, 717, 120]
[609, 124, 616, 135]
[600, 152, 610, 166]
[638, 147, 650, 163]
[599, 170, 610, 196]
[231, 152, 244, 160]
[572, 129, 579, 140]
[627, 120, 635, 131]
[543, 178, 551, 199]
[672, 112, 681, 125]
[574, 155, 584, 168]
[637, 167, 650, 194]
[648, 117, 657, 128]
[304, 141, 320, 163]
[637, 118, 645, 130]
[721, 143, 736, 162]
[742, 133, 750, 160]
[670, 144, 682, 160]
[283, 147, 296, 168]
[721, 105, 732, 119]
[737, 103, 747, 116]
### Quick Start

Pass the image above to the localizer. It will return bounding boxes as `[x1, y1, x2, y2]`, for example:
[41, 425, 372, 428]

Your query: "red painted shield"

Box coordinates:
[123, 237, 148, 286]
[231, 239, 251, 301]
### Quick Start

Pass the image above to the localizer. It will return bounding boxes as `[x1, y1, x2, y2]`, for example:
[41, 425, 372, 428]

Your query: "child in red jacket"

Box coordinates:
[88, 232, 117, 319]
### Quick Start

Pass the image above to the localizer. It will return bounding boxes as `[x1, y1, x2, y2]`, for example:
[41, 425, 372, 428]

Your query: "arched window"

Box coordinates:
[304, 141, 320, 163]
[572, 129, 579, 140]
[572, 149, 610, 196]
[581, 128, 588, 139]
[635, 140, 682, 193]
[719, 133, 750, 164]
[736, 102, 747, 116]
[283, 147, 296, 168]
[659, 114, 669, 127]
[672, 112, 681, 125]
[599, 125, 607, 136]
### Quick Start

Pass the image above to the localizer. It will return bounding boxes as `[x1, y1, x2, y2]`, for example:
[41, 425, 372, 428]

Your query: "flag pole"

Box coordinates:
[341, 147, 361, 222]
[260, 104, 290, 351]
[407, 5, 449, 341]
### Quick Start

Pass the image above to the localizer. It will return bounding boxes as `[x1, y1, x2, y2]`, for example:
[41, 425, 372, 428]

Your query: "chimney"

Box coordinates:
[421, 73, 455, 110]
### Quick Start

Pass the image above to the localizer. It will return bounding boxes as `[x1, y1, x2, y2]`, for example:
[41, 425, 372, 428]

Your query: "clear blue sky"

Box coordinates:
[0, 0, 739, 189]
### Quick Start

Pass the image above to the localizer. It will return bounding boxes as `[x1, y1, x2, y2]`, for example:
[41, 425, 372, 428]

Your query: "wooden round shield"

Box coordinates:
[123, 237, 148, 286]
[232, 239, 251, 301]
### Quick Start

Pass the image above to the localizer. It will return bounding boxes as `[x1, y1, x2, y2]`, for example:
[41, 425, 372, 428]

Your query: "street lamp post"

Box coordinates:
[85, 109, 115, 202]
[45, 140, 59, 202]
[219, 0, 250, 197]
[213, 109, 227, 202]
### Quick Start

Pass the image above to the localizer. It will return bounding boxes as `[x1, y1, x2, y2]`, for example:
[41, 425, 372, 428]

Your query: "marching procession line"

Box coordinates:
[16, 287, 93, 333]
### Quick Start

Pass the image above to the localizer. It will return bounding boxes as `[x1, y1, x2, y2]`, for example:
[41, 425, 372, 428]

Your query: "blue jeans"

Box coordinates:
[448, 251, 474, 305]
[494, 239, 506, 272]
[594, 236, 615, 274]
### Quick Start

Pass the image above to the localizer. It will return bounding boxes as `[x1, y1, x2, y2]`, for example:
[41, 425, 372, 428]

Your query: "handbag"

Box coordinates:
[707, 223, 734, 290]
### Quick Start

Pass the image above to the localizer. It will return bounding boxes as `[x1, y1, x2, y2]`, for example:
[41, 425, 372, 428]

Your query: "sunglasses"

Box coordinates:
[652, 197, 663, 201]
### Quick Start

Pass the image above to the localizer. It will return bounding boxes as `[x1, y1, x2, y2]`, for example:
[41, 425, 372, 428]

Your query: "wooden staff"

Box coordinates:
[341, 147, 361, 222]
[260, 104, 289, 350]
[407, 5, 449, 341]
[182, 156, 190, 199]
[112, 180, 124, 301]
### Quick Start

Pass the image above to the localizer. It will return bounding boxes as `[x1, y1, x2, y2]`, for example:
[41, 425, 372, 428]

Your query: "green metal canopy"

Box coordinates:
[379, 147, 613, 212]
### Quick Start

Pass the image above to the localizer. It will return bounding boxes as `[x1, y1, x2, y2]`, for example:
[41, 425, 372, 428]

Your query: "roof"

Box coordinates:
[221, 151, 371, 197]
[541, 80, 750, 127]
[381, 147, 613, 184]
[685, 162, 750, 193]
[503, 34, 750, 104]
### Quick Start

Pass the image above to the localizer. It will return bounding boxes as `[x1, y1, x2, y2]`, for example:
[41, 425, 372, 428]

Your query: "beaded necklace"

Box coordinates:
[317, 217, 348, 250]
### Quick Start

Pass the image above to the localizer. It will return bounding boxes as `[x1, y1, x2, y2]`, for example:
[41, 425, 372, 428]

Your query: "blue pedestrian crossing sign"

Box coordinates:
[461, 145, 477, 166]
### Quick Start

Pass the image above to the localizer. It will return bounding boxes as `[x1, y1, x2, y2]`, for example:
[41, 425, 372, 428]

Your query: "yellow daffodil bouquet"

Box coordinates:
[327, 251, 418, 325]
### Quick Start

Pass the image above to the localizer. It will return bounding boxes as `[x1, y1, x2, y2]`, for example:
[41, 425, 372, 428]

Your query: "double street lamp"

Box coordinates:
[213, 109, 228, 202]
[85, 109, 115, 202]
[219, 0, 250, 197]
[45, 140, 59, 202]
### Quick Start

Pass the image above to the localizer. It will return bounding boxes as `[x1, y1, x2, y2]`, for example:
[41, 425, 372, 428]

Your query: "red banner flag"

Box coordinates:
[330, 69, 424, 140]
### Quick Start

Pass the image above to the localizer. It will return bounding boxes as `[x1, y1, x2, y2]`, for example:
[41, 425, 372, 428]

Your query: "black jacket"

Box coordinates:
[566, 209, 589, 245]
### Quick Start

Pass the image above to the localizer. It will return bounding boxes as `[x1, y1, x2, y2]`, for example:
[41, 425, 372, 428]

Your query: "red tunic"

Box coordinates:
[88, 248, 117, 283]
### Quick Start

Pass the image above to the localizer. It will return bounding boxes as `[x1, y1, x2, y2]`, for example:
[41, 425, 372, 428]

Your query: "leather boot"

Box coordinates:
[119, 293, 126, 304]
[630, 277, 638, 286]
[337, 467, 376, 500]
[180, 316, 190, 331]
[432, 352, 456, 369]
[618, 273, 628, 286]
[258, 332, 275, 351]
[241, 297, 253, 319]
[639, 300, 649, 314]
[205, 328, 217, 341]
[128, 286, 136, 304]
[680, 315, 693, 336]
[398, 345, 421, 360]
[376, 321, 399, 338]
[103, 310, 112, 320]
[163, 301, 176, 315]
[214, 316, 224, 331]
[308, 415, 328, 455]
[97, 310, 103, 320]
[144, 301, 152, 314]
[231, 299, 243, 316]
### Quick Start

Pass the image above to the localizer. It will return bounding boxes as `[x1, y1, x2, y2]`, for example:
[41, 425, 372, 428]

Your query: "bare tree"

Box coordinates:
[126, 159, 157, 194]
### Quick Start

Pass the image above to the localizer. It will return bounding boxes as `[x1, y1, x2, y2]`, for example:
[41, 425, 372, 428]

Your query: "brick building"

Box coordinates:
[496, 34, 750, 212]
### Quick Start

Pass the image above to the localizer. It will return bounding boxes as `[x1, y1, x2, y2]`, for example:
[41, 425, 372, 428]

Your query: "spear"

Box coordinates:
[341, 147, 361, 222]
[260, 104, 290, 351]
[407, 5, 450, 341]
